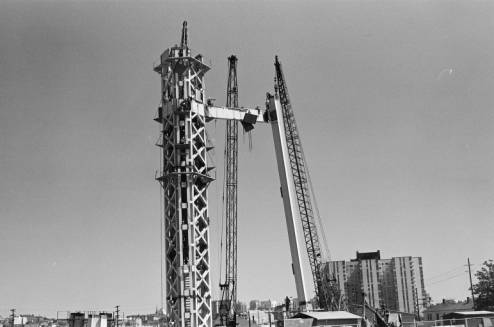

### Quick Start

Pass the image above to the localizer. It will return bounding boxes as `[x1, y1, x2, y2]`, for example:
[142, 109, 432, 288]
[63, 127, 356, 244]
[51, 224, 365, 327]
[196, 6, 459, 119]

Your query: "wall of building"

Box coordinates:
[361, 259, 380, 308]
[422, 299, 474, 321]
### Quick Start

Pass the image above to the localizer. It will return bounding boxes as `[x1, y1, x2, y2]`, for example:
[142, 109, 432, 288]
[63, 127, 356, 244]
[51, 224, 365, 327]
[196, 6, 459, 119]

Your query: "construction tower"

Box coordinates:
[154, 21, 213, 327]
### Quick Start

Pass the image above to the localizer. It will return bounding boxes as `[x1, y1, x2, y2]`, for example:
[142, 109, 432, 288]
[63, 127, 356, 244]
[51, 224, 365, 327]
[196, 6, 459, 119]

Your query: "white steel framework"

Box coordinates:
[154, 23, 264, 327]
[155, 22, 213, 327]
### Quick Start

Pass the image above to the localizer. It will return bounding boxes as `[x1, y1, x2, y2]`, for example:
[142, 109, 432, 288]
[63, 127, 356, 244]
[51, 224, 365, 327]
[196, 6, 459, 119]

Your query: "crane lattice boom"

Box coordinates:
[274, 56, 328, 310]
[219, 55, 239, 327]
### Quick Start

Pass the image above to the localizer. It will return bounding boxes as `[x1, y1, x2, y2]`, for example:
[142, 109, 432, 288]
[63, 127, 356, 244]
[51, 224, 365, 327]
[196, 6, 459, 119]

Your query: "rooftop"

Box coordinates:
[294, 311, 362, 320]
[445, 311, 494, 317]
[350, 251, 381, 261]
[424, 300, 474, 313]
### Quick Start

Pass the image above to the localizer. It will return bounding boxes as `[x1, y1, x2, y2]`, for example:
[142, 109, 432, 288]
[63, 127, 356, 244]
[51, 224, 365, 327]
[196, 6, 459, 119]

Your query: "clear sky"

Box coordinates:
[1, 0, 493, 318]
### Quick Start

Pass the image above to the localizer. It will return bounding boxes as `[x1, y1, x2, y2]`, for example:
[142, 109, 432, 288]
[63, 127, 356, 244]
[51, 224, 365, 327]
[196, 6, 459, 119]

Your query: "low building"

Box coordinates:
[422, 299, 474, 321]
[259, 300, 273, 310]
[443, 311, 494, 327]
[248, 310, 271, 325]
[443, 311, 494, 319]
[235, 302, 247, 314]
[87, 314, 110, 327]
[211, 300, 221, 316]
[68, 313, 86, 327]
[249, 300, 260, 310]
[15, 316, 29, 326]
[286, 311, 362, 327]
[124, 317, 142, 327]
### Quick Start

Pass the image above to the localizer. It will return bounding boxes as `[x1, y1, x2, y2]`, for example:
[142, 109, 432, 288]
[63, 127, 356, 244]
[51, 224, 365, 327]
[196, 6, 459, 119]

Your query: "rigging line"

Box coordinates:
[205, 129, 216, 168]
[297, 125, 331, 262]
[160, 181, 164, 312]
[248, 131, 253, 151]
[218, 123, 228, 285]
[428, 272, 466, 285]
[159, 126, 164, 312]
[427, 265, 466, 280]
[214, 121, 222, 285]
[306, 157, 330, 262]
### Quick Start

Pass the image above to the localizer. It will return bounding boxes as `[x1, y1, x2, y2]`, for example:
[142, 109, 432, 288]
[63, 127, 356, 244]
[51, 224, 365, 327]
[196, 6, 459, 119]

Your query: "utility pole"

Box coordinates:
[115, 305, 120, 327]
[467, 258, 476, 308]
[362, 292, 366, 321]
[10, 309, 16, 327]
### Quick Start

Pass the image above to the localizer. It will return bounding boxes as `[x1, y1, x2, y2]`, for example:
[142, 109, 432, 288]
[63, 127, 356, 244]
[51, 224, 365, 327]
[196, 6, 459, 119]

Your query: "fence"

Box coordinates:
[402, 317, 494, 327]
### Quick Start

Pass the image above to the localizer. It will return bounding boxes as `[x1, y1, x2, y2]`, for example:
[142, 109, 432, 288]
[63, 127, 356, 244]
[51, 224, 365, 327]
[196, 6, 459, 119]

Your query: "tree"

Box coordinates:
[473, 260, 494, 311]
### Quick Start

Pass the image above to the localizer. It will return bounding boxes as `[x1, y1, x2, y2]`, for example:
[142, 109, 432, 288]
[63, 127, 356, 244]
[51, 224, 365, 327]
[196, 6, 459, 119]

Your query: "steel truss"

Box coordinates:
[155, 22, 213, 327]
[219, 55, 239, 327]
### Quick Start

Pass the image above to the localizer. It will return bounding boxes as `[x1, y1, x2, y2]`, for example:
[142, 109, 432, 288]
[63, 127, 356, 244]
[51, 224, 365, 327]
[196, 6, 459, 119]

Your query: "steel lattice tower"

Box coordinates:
[219, 55, 239, 327]
[154, 22, 213, 327]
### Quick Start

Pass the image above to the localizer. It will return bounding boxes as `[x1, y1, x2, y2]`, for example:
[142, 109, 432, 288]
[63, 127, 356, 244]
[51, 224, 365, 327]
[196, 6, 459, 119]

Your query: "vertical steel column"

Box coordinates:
[266, 93, 309, 308]
[155, 22, 212, 327]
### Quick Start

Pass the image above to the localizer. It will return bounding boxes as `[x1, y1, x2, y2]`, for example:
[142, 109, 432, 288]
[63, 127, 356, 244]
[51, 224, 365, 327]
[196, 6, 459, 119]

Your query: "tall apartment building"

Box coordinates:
[324, 251, 428, 315]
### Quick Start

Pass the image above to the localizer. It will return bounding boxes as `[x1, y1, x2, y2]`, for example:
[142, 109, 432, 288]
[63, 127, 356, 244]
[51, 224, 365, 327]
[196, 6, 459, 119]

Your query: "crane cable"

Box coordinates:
[302, 146, 331, 262]
[276, 66, 331, 262]
[159, 124, 165, 312]
[218, 124, 228, 286]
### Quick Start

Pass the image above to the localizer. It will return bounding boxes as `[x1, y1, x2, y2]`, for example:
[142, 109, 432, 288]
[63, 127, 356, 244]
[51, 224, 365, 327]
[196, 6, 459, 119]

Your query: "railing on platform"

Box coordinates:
[402, 317, 494, 327]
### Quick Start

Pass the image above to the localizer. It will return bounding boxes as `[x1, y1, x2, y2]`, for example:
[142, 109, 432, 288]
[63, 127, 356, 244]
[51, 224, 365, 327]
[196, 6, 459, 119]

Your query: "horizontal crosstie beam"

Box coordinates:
[201, 104, 266, 123]
[156, 99, 267, 124]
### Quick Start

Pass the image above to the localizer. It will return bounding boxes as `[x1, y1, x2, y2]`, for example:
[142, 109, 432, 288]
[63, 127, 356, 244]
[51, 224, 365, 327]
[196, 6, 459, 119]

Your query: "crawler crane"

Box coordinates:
[266, 57, 337, 311]
[269, 59, 389, 327]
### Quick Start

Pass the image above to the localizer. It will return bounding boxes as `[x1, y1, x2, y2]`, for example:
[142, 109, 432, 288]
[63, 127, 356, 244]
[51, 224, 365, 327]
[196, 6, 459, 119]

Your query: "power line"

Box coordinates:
[428, 272, 466, 285]
[427, 265, 465, 281]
